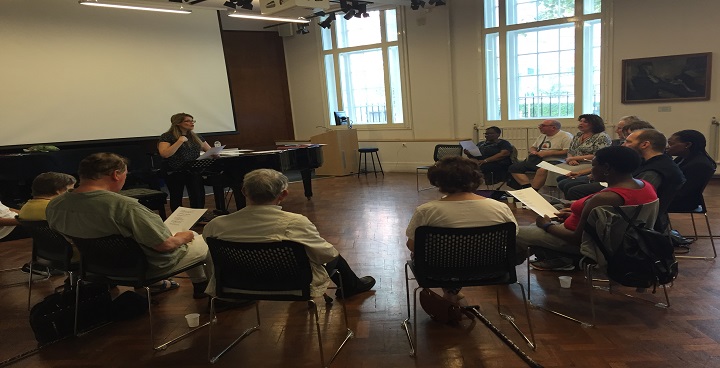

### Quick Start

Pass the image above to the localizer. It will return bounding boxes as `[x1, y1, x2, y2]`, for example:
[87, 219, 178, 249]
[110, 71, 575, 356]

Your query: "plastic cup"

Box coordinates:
[507, 197, 515, 203]
[185, 313, 200, 328]
[558, 276, 572, 289]
[515, 202, 523, 209]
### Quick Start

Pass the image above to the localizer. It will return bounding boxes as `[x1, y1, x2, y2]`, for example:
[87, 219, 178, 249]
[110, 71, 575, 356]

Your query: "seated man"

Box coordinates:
[202, 169, 375, 299]
[46, 153, 211, 298]
[508, 119, 573, 189]
[464, 126, 514, 184]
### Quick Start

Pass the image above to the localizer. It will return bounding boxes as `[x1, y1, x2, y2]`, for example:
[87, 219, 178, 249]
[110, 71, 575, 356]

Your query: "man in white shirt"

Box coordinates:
[202, 169, 375, 299]
[0, 201, 24, 242]
[508, 119, 573, 189]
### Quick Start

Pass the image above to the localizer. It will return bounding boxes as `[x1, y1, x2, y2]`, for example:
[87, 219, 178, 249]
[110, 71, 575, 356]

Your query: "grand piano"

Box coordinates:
[204, 145, 323, 213]
[0, 144, 323, 212]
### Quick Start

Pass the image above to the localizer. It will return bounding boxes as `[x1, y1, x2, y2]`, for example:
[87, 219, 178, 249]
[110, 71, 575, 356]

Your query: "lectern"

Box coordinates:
[310, 129, 359, 176]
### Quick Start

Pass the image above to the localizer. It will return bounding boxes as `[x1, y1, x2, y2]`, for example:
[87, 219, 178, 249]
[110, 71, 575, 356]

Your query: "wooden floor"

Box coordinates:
[2, 173, 720, 368]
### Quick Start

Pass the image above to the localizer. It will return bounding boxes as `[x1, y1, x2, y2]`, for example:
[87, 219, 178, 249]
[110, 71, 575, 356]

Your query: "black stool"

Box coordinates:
[120, 188, 169, 219]
[357, 148, 384, 177]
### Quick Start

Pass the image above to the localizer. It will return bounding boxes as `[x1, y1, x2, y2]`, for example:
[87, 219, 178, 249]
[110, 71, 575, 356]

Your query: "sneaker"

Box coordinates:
[529, 258, 575, 271]
[336, 276, 376, 299]
[673, 244, 691, 254]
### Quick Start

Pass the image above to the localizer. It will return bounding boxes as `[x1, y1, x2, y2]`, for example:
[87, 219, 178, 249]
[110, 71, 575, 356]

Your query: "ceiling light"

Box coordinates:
[318, 12, 335, 29]
[227, 10, 310, 23]
[80, 0, 191, 14]
[296, 24, 309, 35]
[343, 9, 356, 20]
[410, 0, 426, 10]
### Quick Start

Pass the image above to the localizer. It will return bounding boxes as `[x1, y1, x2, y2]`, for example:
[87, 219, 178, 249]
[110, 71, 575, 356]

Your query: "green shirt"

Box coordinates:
[46, 190, 187, 270]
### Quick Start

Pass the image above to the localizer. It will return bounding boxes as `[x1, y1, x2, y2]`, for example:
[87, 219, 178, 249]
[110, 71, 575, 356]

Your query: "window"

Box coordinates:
[483, 0, 603, 120]
[321, 9, 406, 126]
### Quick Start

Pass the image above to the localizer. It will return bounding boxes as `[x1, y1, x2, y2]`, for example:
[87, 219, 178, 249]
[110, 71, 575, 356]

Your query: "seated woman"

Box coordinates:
[517, 146, 658, 271]
[18, 172, 76, 221]
[533, 114, 611, 189]
[464, 126, 514, 184]
[665, 130, 717, 252]
[405, 156, 518, 304]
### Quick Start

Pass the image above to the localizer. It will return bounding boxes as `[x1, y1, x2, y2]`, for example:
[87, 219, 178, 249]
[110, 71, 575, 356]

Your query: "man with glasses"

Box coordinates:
[507, 120, 573, 189]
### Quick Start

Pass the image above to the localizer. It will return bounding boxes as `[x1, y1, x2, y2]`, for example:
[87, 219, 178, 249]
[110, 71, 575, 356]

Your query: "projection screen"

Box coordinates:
[1, 0, 236, 148]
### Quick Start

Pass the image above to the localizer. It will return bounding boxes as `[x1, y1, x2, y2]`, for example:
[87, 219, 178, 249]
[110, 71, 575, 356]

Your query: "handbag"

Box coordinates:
[418, 288, 474, 324]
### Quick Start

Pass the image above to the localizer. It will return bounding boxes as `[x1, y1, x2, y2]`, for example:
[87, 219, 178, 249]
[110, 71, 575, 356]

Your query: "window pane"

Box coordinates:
[388, 46, 404, 124]
[385, 9, 398, 42]
[324, 54, 339, 120]
[583, 20, 601, 115]
[484, 0, 499, 28]
[485, 33, 501, 120]
[584, 0, 601, 14]
[339, 49, 387, 124]
[336, 11, 381, 49]
[508, 0, 574, 26]
[508, 24, 575, 119]
[321, 23, 333, 51]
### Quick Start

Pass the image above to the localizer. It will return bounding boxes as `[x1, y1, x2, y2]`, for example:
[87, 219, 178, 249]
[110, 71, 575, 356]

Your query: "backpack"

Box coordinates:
[585, 204, 678, 290]
[29, 282, 112, 346]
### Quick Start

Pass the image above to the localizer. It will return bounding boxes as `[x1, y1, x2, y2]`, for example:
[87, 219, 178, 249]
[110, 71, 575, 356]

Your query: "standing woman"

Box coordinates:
[158, 113, 212, 211]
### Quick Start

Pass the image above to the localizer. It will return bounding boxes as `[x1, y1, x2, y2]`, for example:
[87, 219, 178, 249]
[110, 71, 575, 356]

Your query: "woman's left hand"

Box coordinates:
[567, 159, 579, 166]
[535, 215, 552, 228]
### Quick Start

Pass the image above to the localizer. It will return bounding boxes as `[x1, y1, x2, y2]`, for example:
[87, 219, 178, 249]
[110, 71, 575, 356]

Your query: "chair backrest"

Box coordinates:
[68, 235, 148, 281]
[413, 223, 518, 287]
[433, 144, 463, 162]
[17, 220, 75, 269]
[205, 238, 313, 301]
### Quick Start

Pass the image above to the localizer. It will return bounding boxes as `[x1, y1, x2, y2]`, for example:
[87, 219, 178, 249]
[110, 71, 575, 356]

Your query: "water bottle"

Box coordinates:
[213, 141, 221, 148]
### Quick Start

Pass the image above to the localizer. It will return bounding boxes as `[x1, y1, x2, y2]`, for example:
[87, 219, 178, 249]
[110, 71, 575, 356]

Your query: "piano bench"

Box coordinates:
[357, 148, 385, 178]
[120, 188, 169, 219]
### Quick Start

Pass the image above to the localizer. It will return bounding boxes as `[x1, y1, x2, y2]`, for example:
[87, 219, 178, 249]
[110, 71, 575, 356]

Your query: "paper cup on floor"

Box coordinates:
[507, 197, 515, 203]
[515, 202, 523, 209]
[185, 313, 200, 328]
[558, 276, 572, 289]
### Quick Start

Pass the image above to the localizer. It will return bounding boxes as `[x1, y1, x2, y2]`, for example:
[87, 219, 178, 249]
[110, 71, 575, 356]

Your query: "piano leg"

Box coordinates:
[233, 185, 246, 210]
[301, 169, 313, 200]
[212, 185, 229, 215]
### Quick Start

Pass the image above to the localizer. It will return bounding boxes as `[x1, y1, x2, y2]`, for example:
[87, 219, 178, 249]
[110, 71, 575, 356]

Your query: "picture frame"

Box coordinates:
[621, 52, 712, 104]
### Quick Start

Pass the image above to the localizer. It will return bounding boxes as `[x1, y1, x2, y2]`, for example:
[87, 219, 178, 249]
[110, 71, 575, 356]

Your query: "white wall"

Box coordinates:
[283, 0, 720, 172]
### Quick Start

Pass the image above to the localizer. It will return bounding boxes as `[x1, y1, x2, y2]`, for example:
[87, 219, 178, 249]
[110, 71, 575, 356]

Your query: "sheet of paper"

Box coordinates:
[536, 161, 571, 175]
[164, 207, 208, 234]
[197, 145, 225, 160]
[506, 188, 561, 218]
[459, 140, 481, 156]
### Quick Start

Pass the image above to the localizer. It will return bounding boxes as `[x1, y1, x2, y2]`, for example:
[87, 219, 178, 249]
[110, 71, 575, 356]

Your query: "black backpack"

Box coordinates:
[586, 204, 678, 290]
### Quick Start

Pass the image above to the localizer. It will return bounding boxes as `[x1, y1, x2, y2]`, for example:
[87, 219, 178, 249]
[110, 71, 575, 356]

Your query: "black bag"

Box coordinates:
[29, 282, 112, 345]
[587, 205, 678, 290]
[110, 291, 148, 321]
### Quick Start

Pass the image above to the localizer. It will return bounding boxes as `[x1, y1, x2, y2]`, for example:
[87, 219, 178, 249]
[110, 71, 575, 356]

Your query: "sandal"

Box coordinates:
[145, 279, 180, 295]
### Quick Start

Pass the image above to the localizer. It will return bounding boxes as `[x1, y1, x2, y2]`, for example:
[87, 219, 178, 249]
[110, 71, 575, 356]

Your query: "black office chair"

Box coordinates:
[17, 219, 78, 310]
[205, 238, 354, 366]
[401, 223, 535, 357]
[416, 144, 463, 191]
[69, 234, 206, 350]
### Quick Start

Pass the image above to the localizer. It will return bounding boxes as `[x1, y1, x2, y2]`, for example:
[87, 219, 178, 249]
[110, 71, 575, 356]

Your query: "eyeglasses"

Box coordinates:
[538, 124, 553, 127]
[183, 119, 196, 123]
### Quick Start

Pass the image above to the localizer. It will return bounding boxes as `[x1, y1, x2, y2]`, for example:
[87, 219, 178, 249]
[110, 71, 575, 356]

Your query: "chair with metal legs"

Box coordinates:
[401, 223, 535, 357]
[527, 200, 673, 326]
[668, 194, 717, 260]
[68, 234, 207, 350]
[205, 238, 354, 366]
[416, 144, 463, 191]
[17, 219, 78, 310]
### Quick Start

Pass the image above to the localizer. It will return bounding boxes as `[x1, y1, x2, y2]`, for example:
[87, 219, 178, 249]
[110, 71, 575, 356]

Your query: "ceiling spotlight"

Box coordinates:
[354, 3, 367, 18]
[238, 0, 253, 10]
[429, 0, 446, 5]
[410, 0, 426, 10]
[343, 9, 356, 20]
[318, 12, 335, 29]
[339, 0, 350, 12]
[223, 1, 236, 8]
[296, 24, 309, 34]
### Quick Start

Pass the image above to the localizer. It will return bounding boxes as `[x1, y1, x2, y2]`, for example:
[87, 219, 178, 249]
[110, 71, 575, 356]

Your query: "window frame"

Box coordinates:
[319, 7, 411, 130]
[480, 0, 607, 122]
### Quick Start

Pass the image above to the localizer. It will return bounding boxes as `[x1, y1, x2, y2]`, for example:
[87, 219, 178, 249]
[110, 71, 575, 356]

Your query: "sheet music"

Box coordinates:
[536, 161, 571, 175]
[506, 188, 561, 218]
[197, 145, 225, 160]
[164, 207, 207, 234]
[459, 140, 481, 156]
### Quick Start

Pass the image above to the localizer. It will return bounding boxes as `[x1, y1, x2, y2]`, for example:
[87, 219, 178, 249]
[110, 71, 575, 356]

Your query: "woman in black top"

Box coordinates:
[666, 130, 716, 211]
[158, 113, 212, 212]
[464, 126, 513, 184]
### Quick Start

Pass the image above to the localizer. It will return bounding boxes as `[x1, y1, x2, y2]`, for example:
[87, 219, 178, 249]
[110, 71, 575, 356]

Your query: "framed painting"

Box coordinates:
[621, 52, 711, 103]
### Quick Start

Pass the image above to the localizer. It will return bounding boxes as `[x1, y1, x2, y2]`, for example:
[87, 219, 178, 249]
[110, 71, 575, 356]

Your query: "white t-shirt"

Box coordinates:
[406, 198, 518, 240]
[0, 201, 17, 240]
[531, 130, 574, 161]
